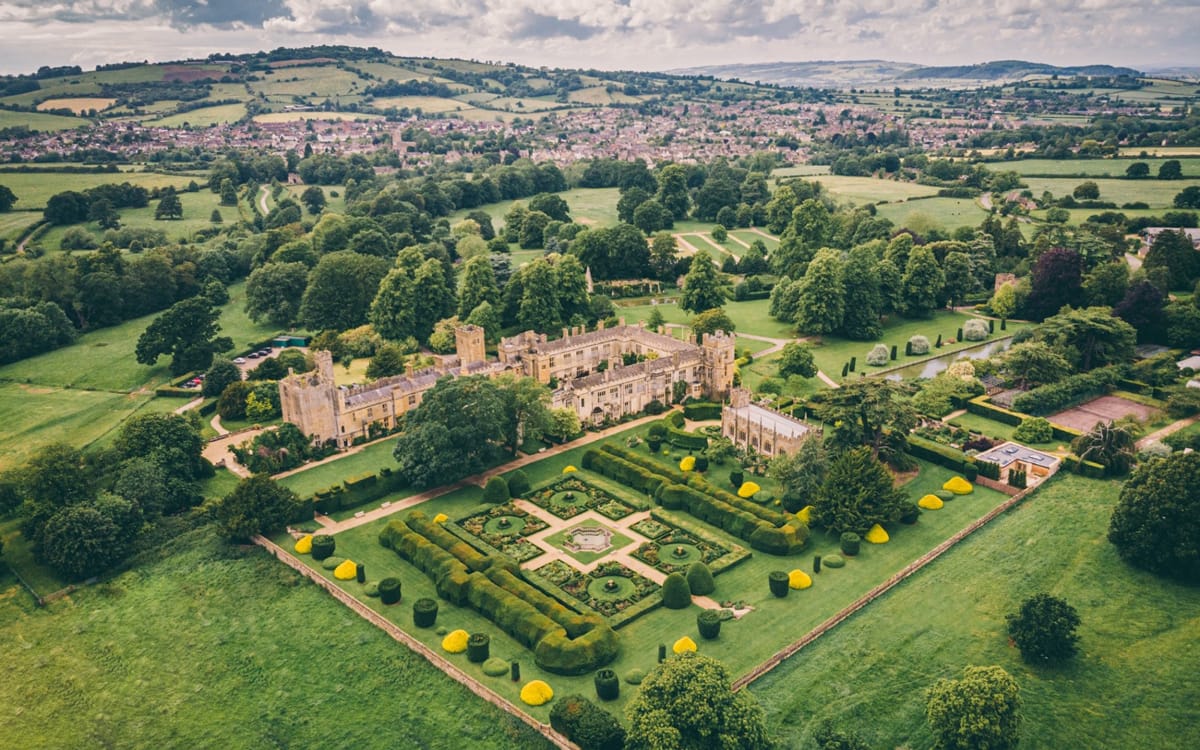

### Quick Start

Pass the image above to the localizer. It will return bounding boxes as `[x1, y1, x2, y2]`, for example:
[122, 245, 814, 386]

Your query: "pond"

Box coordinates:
[882, 338, 1013, 381]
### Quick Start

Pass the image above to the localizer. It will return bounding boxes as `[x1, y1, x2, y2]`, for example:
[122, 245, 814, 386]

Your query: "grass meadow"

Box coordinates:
[0, 526, 552, 750]
[0, 170, 197, 210]
[0, 109, 83, 131]
[147, 102, 248, 127]
[40, 190, 229, 249]
[1020, 176, 1200, 208]
[875, 197, 990, 232]
[1001, 157, 1200, 177]
[754, 473, 1200, 749]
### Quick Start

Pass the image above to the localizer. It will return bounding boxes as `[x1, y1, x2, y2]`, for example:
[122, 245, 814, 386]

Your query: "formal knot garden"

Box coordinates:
[274, 420, 1018, 724]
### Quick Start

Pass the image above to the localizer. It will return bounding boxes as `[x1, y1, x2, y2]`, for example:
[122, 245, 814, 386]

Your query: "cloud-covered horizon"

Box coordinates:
[0, 0, 1195, 76]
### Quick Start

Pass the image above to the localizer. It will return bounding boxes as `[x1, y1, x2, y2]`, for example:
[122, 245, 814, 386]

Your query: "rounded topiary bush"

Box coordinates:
[729, 469, 744, 489]
[962, 319, 990, 341]
[378, 576, 402, 605]
[321, 556, 345, 571]
[482, 476, 510, 503]
[363, 581, 380, 597]
[935, 490, 955, 502]
[594, 668, 620, 701]
[413, 597, 439, 627]
[685, 562, 716, 596]
[840, 532, 861, 556]
[311, 534, 335, 560]
[507, 469, 531, 498]
[624, 668, 646, 685]
[695, 454, 709, 472]
[1014, 416, 1054, 444]
[768, 570, 789, 598]
[909, 335, 931, 355]
[823, 554, 845, 568]
[866, 343, 891, 367]
[661, 572, 692, 609]
[467, 633, 490, 663]
[697, 609, 722, 640]
[482, 657, 509, 677]
[899, 502, 922, 524]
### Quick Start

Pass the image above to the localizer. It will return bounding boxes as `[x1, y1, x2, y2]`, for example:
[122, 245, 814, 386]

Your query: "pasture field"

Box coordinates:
[35, 97, 116, 114]
[0, 526, 551, 750]
[816, 175, 941, 204]
[0, 170, 195, 210]
[1019, 176, 1200, 207]
[875, 197, 989, 232]
[999, 157, 1200, 177]
[370, 95, 468, 112]
[754, 474, 1200, 750]
[772, 165, 833, 179]
[567, 86, 641, 105]
[0, 108, 83, 132]
[147, 102, 247, 127]
[282, 183, 348, 216]
[0, 210, 38, 241]
[249, 65, 366, 99]
[1120, 145, 1200, 157]
[0, 81, 100, 108]
[39, 190, 228, 249]
[447, 187, 620, 229]
[251, 111, 382, 124]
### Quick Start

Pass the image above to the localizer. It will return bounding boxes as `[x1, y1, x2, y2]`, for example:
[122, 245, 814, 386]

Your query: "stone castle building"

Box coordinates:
[721, 388, 819, 458]
[280, 321, 735, 448]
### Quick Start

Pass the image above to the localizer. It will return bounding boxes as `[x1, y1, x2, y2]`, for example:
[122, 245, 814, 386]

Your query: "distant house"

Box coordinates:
[1140, 227, 1200, 254]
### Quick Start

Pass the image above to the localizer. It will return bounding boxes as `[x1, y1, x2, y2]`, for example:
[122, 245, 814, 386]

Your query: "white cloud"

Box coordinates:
[0, 0, 1194, 74]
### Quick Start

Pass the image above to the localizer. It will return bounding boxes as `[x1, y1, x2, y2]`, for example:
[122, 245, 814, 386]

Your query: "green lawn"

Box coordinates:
[0, 170, 198, 210]
[752, 474, 1200, 750]
[948, 412, 1064, 451]
[1001, 157, 1200, 178]
[277, 439, 401, 500]
[544, 523, 635, 565]
[0, 517, 68, 596]
[40, 190, 228, 250]
[875, 197, 990, 232]
[816, 175, 941, 205]
[0, 108, 84, 132]
[1019, 176, 1200, 208]
[809, 312, 1031, 384]
[446, 187, 619, 230]
[273, 428, 1014, 724]
[0, 526, 551, 750]
[616, 298, 797, 340]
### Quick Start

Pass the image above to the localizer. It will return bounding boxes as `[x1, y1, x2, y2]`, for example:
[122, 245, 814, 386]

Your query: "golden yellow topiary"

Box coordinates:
[796, 505, 813, 525]
[918, 494, 944, 510]
[943, 476, 974, 495]
[673, 636, 698, 654]
[679, 455, 696, 471]
[333, 559, 358, 580]
[562, 465, 577, 473]
[432, 513, 449, 524]
[737, 481, 761, 498]
[865, 524, 889, 544]
[520, 680, 554, 706]
[293, 535, 312, 554]
[442, 629, 469, 654]
[788, 569, 813, 590]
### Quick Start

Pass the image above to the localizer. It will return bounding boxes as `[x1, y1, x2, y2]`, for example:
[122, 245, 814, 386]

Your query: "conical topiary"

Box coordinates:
[661, 572, 692, 609]
[685, 562, 715, 596]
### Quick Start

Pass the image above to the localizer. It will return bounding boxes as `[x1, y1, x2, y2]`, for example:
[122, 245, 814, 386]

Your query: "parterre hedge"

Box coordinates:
[1011, 366, 1124, 415]
[379, 513, 620, 674]
[966, 394, 1024, 426]
[1062, 454, 1107, 478]
[662, 411, 708, 450]
[682, 401, 723, 421]
[907, 434, 974, 471]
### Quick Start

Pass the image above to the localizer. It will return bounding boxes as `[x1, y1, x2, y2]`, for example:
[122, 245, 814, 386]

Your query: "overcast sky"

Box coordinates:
[0, 0, 1195, 75]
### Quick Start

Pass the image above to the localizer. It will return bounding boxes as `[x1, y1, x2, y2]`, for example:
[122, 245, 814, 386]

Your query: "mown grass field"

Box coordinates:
[0, 210, 39, 241]
[447, 187, 620, 230]
[251, 111, 383, 124]
[0, 281, 278, 468]
[0, 526, 552, 750]
[0, 108, 83, 132]
[875, 197, 990, 232]
[1020, 176, 1200, 208]
[816, 175, 941, 204]
[40, 190, 229, 249]
[35, 97, 116, 114]
[753, 474, 1200, 749]
[147, 102, 248, 127]
[0, 170, 197, 210]
[1000, 157, 1200, 177]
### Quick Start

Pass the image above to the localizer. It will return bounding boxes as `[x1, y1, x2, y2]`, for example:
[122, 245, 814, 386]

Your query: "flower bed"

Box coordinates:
[631, 529, 730, 575]
[534, 560, 660, 617]
[528, 478, 635, 520]
[630, 518, 672, 540]
[456, 504, 548, 563]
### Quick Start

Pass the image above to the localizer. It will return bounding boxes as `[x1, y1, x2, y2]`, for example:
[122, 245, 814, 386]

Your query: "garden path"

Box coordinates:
[210, 414, 229, 436]
[316, 412, 669, 535]
[725, 233, 751, 249]
[174, 397, 204, 414]
[1136, 414, 1199, 450]
[201, 428, 264, 477]
[256, 184, 271, 215]
[672, 233, 703, 257]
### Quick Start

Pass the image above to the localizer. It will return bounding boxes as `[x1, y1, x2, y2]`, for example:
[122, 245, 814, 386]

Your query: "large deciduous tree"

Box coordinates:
[457, 255, 501, 319]
[899, 246, 945, 318]
[301, 251, 390, 332]
[777, 342, 817, 379]
[794, 248, 845, 334]
[135, 296, 232, 375]
[1143, 229, 1200, 291]
[624, 653, 771, 750]
[839, 245, 882, 339]
[926, 665, 1022, 750]
[680, 250, 726, 313]
[1024, 247, 1083, 321]
[214, 475, 305, 542]
[1006, 593, 1081, 664]
[1108, 451, 1200, 583]
[245, 261, 309, 327]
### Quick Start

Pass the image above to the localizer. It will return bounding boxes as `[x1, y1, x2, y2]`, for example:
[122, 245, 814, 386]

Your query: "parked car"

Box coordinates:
[248, 352, 260, 359]
[233, 357, 246, 364]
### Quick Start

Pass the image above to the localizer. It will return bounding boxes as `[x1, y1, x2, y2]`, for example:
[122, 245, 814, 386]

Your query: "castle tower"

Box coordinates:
[455, 324, 486, 368]
[279, 349, 340, 444]
[701, 330, 737, 400]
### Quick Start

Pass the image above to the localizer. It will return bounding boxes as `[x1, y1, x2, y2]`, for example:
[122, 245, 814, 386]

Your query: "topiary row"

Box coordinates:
[380, 513, 619, 675]
[662, 411, 709, 450]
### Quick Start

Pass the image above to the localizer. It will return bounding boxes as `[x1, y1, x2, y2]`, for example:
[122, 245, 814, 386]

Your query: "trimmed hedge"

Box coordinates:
[594, 668, 620, 701]
[507, 470, 531, 498]
[413, 597, 439, 628]
[907, 434, 974, 472]
[697, 609, 722, 640]
[380, 514, 619, 674]
[1011, 366, 1124, 415]
[661, 572, 691, 609]
[311, 535, 335, 561]
[662, 411, 708, 450]
[682, 401, 723, 421]
[966, 394, 1025, 426]
[1062, 454, 1107, 478]
[549, 694, 626, 750]
[840, 532, 861, 556]
[685, 562, 716, 595]
[768, 571, 789, 597]
[467, 633, 491, 663]
[378, 577, 402, 605]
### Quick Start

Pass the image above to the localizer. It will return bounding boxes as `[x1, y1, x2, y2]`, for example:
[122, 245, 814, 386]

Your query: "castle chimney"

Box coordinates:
[405, 362, 415, 378]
